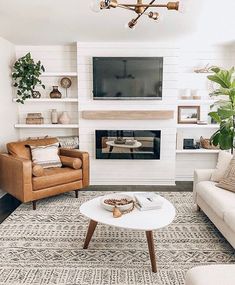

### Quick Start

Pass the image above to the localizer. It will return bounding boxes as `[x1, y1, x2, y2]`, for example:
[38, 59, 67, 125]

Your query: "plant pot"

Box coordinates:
[32, 90, 41, 99]
[50, 86, 62, 99]
[59, 111, 71, 124]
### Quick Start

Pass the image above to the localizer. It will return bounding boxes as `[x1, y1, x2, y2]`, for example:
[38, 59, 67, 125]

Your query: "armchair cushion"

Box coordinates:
[32, 164, 44, 177]
[7, 138, 58, 160]
[29, 143, 62, 169]
[33, 167, 82, 191]
[60, 155, 82, 170]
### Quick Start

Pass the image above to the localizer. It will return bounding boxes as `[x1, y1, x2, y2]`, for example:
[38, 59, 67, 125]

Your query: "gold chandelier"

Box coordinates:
[90, 0, 185, 29]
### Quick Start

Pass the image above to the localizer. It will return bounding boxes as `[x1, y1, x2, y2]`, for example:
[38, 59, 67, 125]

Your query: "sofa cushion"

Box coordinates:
[224, 210, 235, 233]
[217, 155, 235, 193]
[211, 151, 233, 182]
[196, 181, 235, 219]
[7, 138, 58, 160]
[33, 167, 82, 190]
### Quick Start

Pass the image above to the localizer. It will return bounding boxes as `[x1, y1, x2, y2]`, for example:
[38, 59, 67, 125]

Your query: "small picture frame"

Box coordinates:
[178, 106, 200, 124]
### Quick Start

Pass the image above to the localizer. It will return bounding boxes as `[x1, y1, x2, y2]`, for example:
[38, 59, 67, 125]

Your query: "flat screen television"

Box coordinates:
[93, 57, 163, 100]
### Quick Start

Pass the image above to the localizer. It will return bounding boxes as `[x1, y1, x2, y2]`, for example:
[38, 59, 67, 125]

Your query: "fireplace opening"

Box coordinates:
[96, 130, 161, 160]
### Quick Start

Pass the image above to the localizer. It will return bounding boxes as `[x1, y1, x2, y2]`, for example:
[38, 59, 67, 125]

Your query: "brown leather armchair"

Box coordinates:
[0, 138, 89, 209]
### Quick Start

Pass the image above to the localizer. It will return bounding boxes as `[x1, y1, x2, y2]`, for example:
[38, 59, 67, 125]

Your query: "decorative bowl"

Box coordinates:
[100, 193, 133, 212]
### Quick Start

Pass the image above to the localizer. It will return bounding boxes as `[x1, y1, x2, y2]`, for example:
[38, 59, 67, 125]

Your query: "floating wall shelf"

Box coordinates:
[13, 98, 78, 103]
[82, 110, 174, 120]
[14, 124, 79, 129]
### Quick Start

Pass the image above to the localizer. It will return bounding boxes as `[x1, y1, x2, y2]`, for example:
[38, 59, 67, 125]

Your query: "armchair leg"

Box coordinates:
[75, 190, 79, 198]
[32, 201, 37, 210]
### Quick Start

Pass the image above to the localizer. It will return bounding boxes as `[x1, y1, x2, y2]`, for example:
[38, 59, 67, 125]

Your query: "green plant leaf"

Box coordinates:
[208, 111, 222, 123]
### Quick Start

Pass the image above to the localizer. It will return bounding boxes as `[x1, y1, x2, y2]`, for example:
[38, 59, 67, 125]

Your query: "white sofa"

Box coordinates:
[193, 169, 235, 248]
[185, 265, 235, 285]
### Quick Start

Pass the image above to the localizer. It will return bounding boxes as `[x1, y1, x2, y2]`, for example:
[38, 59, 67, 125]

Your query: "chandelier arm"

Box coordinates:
[117, 4, 136, 11]
[132, 0, 156, 22]
[119, 4, 167, 8]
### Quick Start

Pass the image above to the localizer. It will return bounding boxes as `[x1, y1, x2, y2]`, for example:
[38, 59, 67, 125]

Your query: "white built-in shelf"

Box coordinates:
[14, 124, 79, 129]
[176, 149, 219, 154]
[177, 124, 219, 129]
[13, 98, 78, 103]
[40, 72, 78, 77]
[177, 99, 215, 105]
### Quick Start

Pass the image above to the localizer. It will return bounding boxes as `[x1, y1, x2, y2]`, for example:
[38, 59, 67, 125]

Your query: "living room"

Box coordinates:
[0, 0, 234, 284]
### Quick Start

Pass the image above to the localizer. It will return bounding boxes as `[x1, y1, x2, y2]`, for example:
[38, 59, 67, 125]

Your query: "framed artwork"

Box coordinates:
[178, 106, 200, 124]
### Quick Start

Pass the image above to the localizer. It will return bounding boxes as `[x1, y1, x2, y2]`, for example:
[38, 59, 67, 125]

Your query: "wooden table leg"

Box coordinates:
[146, 231, 157, 273]
[83, 220, 98, 249]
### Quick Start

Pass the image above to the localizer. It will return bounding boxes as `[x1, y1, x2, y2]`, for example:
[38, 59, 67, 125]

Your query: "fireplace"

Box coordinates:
[96, 130, 161, 160]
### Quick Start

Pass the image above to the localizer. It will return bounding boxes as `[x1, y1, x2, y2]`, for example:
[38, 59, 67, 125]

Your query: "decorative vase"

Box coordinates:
[32, 90, 41, 99]
[50, 86, 62, 99]
[51, 109, 58, 124]
[59, 111, 71, 124]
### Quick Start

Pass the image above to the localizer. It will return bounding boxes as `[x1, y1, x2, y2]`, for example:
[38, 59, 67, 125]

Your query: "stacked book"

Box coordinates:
[26, 113, 44, 124]
[134, 193, 164, 211]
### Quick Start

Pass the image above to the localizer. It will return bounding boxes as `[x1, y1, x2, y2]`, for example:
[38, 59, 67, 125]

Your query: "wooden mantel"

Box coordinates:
[81, 110, 174, 120]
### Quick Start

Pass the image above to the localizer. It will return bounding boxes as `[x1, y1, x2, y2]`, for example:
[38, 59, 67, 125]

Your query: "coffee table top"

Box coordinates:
[80, 192, 175, 231]
[106, 140, 142, 149]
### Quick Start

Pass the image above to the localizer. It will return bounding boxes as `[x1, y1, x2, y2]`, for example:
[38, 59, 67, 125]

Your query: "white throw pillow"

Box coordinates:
[29, 143, 62, 169]
[211, 151, 233, 182]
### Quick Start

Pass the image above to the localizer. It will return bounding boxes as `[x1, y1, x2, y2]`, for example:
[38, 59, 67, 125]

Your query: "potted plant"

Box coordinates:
[12, 53, 45, 104]
[208, 67, 235, 154]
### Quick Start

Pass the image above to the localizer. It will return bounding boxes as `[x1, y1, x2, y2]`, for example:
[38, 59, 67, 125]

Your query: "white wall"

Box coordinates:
[0, 37, 18, 151]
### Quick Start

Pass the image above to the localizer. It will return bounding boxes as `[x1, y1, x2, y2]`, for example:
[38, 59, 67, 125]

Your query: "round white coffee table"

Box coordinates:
[80, 192, 175, 273]
[106, 140, 142, 159]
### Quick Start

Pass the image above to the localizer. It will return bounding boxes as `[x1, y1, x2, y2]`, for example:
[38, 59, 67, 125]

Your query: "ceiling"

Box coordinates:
[0, 0, 234, 45]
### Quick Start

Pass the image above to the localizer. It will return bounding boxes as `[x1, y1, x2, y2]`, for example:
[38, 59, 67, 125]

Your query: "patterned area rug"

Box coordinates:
[0, 191, 234, 285]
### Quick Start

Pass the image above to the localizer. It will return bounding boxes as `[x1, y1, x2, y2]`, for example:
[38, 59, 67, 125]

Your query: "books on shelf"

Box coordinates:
[134, 193, 164, 211]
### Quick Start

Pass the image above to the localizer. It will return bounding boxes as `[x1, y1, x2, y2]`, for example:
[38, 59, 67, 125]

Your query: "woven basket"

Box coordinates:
[200, 136, 219, 149]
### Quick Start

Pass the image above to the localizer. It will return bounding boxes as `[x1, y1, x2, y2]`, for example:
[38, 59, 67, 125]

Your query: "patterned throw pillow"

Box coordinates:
[217, 155, 235, 192]
[29, 143, 62, 169]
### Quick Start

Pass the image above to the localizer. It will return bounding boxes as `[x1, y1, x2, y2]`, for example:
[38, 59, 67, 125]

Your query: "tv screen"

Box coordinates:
[93, 57, 163, 100]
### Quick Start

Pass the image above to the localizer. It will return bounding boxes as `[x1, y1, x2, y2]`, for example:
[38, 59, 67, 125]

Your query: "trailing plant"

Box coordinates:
[12, 52, 45, 104]
[208, 67, 235, 154]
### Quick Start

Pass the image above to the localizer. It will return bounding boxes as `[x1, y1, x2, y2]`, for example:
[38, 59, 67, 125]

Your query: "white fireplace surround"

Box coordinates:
[77, 42, 178, 185]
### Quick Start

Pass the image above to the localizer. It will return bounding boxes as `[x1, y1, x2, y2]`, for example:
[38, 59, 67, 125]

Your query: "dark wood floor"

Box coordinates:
[0, 182, 193, 224]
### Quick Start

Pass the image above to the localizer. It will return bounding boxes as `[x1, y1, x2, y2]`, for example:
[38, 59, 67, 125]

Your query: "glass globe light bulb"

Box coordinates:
[90, 0, 101, 13]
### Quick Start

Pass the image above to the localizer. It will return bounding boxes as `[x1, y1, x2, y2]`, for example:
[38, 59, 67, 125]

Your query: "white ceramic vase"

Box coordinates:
[59, 111, 70, 124]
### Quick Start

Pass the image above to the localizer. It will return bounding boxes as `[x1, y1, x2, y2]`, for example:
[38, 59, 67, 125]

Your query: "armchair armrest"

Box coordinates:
[59, 149, 89, 188]
[193, 169, 214, 201]
[0, 153, 33, 202]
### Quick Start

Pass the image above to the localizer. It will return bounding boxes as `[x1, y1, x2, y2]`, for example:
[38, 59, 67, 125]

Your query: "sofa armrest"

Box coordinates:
[59, 149, 89, 188]
[193, 169, 214, 201]
[0, 153, 33, 202]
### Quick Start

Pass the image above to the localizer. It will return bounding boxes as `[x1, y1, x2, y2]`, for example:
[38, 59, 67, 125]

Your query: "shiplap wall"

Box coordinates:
[77, 42, 178, 185]
[15, 45, 78, 138]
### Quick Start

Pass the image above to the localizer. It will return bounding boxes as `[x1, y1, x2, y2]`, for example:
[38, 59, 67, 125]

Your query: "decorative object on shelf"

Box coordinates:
[12, 53, 45, 104]
[49, 86, 62, 99]
[60, 77, 72, 98]
[180, 89, 191, 100]
[90, 0, 186, 29]
[194, 64, 218, 73]
[32, 91, 41, 99]
[200, 136, 219, 150]
[58, 111, 71, 124]
[51, 109, 58, 124]
[176, 131, 184, 150]
[178, 106, 200, 124]
[208, 67, 235, 153]
[191, 90, 201, 100]
[26, 113, 44, 124]
[197, 120, 208, 125]
[183, 139, 200, 149]
[57, 136, 79, 149]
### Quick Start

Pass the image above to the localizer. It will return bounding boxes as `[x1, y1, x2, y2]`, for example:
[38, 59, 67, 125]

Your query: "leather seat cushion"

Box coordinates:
[196, 181, 235, 219]
[33, 167, 82, 191]
[7, 138, 58, 160]
[224, 209, 235, 233]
